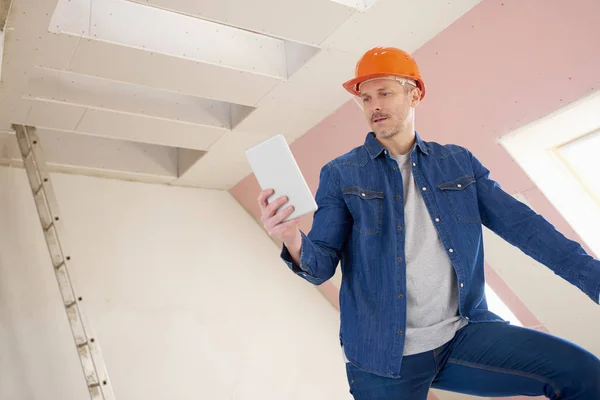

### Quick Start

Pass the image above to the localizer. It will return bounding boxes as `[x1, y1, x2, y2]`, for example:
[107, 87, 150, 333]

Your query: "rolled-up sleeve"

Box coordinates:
[280, 163, 352, 285]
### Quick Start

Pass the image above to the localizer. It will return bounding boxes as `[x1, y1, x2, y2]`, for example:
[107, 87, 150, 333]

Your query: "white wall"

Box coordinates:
[0, 166, 351, 400]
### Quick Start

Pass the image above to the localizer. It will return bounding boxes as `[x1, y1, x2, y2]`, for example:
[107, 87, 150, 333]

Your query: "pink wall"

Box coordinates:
[231, 1, 599, 398]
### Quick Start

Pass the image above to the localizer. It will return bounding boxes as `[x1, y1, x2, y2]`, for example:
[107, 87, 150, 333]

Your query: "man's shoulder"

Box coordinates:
[424, 140, 472, 159]
[324, 144, 370, 169]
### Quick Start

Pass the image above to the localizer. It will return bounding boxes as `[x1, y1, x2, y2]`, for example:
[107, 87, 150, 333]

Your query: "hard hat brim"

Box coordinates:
[342, 73, 426, 100]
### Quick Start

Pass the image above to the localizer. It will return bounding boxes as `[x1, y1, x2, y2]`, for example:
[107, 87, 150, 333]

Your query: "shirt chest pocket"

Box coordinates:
[437, 175, 481, 223]
[342, 186, 384, 235]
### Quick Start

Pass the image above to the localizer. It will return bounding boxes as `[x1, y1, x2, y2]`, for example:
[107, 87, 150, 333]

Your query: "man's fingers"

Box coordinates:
[265, 195, 289, 216]
[274, 204, 295, 223]
[257, 188, 274, 209]
[264, 204, 293, 229]
[264, 206, 296, 234]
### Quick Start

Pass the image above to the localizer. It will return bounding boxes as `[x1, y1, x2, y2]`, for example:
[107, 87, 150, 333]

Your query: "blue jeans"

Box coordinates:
[345, 322, 600, 399]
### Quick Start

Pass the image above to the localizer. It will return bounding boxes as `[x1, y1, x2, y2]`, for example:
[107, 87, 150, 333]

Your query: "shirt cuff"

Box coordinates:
[280, 232, 323, 285]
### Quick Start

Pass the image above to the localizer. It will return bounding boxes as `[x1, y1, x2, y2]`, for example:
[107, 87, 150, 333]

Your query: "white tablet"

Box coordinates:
[245, 134, 318, 221]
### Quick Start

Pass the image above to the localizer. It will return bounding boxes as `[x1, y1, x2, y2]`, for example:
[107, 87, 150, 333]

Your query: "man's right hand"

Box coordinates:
[257, 189, 302, 262]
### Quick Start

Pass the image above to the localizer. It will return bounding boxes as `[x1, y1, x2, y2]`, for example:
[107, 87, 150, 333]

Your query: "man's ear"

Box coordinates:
[411, 88, 421, 108]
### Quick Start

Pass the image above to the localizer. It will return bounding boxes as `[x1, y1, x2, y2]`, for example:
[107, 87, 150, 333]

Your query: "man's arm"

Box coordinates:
[468, 150, 600, 304]
[281, 163, 352, 285]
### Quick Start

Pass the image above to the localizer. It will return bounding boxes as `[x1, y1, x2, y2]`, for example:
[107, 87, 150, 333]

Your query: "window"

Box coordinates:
[554, 129, 600, 209]
[499, 90, 600, 256]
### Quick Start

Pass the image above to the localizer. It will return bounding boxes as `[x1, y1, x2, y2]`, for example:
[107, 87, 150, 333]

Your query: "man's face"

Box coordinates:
[359, 79, 418, 139]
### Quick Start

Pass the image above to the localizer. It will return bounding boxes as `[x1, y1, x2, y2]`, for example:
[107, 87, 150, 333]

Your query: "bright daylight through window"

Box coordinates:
[554, 129, 600, 212]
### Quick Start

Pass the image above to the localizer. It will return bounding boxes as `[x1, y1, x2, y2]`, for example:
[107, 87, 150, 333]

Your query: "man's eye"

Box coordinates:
[362, 97, 370, 102]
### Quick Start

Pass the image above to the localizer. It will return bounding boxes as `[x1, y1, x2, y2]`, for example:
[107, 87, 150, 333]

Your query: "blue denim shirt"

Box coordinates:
[280, 131, 600, 378]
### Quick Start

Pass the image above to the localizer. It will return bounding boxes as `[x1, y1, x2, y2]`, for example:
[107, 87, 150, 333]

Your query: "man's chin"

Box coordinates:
[375, 129, 397, 139]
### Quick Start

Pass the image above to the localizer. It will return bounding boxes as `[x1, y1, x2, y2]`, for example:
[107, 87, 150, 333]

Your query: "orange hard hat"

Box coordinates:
[342, 47, 426, 100]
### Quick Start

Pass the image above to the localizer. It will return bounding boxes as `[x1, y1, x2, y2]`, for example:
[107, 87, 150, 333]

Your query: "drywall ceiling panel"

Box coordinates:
[95, 0, 286, 78]
[0, 0, 79, 131]
[25, 100, 87, 131]
[1, 30, 80, 73]
[67, 38, 280, 106]
[175, 131, 278, 189]
[49, 0, 91, 36]
[53, 0, 321, 80]
[330, 0, 382, 11]
[234, 102, 337, 143]
[76, 109, 225, 151]
[0, 128, 180, 184]
[36, 128, 179, 182]
[127, 0, 357, 46]
[0, 99, 31, 131]
[177, 148, 205, 177]
[234, 49, 359, 140]
[2, 1, 79, 72]
[0, 11, 79, 115]
[26, 67, 248, 129]
[255, 48, 357, 112]
[284, 42, 321, 78]
[321, 0, 482, 53]
[50, 0, 288, 79]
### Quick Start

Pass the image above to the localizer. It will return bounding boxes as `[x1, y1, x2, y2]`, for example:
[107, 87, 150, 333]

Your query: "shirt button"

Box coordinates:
[393, 167, 398, 171]
[396, 195, 401, 199]
[412, 163, 416, 167]
[449, 249, 454, 253]
[397, 225, 402, 230]
[435, 218, 440, 222]
[422, 187, 427, 191]
[361, 193, 366, 197]
[460, 283, 464, 288]
[465, 316, 470, 320]
[397, 257, 403, 262]
[384, 150, 387, 154]
[457, 184, 462, 188]
[397, 330, 404, 335]
[398, 293, 404, 298]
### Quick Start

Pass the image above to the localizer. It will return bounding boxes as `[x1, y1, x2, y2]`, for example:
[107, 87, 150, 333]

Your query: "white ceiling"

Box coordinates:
[0, 0, 482, 189]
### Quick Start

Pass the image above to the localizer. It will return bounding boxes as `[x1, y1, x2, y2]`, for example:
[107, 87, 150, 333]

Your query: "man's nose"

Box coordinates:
[370, 99, 382, 111]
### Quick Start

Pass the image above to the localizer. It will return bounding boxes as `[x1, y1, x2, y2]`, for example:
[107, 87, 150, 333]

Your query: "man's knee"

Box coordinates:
[561, 350, 600, 398]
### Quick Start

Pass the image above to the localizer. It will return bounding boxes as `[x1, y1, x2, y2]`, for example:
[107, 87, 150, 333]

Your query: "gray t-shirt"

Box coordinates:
[393, 145, 467, 356]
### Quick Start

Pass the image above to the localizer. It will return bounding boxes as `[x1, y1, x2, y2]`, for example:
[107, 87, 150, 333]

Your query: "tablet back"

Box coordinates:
[245, 134, 317, 221]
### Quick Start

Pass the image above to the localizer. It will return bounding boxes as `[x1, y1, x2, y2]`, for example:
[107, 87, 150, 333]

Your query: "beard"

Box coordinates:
[375, 126, 399, 139]
[370, 111, 401, 139]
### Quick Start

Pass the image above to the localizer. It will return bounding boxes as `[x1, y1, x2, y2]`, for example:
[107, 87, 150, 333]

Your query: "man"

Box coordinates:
[257, 47, 600, 399]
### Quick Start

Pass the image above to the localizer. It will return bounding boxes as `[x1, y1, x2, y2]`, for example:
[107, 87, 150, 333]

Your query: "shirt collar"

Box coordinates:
[364, 131, 429, 159]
